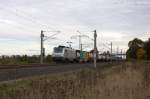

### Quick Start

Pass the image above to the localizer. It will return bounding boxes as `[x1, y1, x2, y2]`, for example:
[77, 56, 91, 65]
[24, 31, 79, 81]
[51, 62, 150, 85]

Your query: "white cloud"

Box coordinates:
[0, 0, 149, 55]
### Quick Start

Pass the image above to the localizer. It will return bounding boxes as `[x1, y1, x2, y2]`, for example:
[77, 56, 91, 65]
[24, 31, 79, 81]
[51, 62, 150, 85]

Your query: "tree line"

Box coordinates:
[126, 38, 150, 60]
[0, 55, 52, 64]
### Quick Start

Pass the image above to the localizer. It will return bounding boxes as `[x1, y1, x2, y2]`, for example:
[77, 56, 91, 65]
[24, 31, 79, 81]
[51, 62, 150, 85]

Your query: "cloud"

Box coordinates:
[0, 0, 149, 55]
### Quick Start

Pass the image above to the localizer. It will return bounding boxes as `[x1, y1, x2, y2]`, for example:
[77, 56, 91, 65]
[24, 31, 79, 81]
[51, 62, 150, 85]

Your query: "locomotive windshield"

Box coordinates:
[54, 47, 63, 53]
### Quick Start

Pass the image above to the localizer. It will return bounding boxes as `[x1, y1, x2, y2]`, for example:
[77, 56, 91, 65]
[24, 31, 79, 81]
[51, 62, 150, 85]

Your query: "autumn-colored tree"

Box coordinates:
[127, 38, 150, 60]
[136, 48, 146, 60]
[126, 38, 144, 59]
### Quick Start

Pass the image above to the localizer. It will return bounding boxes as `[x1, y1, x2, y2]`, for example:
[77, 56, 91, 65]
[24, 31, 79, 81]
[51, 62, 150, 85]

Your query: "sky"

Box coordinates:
[0, 0, 150, 55]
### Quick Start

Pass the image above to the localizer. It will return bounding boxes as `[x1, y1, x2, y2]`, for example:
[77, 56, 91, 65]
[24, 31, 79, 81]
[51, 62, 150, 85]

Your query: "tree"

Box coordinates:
[126, 38, 144, 59]
[44, 55, 52, 63]
[144, 38, 150, 59]
[128, 38, 144, 48]
[136, 48, 146, 60]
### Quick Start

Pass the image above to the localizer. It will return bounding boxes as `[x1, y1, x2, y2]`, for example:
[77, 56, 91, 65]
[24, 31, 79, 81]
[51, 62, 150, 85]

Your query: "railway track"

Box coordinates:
[0, 62, 89, 69]
[0, 62, 120, 82]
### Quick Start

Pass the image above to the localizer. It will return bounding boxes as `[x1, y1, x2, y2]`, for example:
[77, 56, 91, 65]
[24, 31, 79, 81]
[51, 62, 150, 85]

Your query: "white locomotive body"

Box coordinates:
[52, 46, 76, 62]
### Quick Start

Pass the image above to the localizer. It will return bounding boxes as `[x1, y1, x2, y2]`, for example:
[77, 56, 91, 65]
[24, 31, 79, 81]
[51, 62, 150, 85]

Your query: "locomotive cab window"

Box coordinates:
[54, 48, 63, 53]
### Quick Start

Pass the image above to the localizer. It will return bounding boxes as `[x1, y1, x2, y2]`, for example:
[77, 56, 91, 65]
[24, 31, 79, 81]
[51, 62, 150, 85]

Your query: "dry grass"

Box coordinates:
[0, 61, 150, 99]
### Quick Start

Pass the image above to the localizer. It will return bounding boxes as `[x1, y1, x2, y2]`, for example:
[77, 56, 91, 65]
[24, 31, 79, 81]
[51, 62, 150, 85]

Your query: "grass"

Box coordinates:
[0, 61, 150, 99]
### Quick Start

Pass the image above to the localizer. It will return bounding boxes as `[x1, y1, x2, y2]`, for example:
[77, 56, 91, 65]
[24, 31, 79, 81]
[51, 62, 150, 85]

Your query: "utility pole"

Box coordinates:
[111, 42, 112, 55]
[40, 30, 60, 64]
[117, 47, 119, 61]
[40, 30, 44, 64]
[110, 42, 113, 62]
[117, 47, 119, 55]
[121, 49, 123, 60]
[94, 30, 97, 68]
[81, 43, 83, 51]
[79, 35, 81, 50]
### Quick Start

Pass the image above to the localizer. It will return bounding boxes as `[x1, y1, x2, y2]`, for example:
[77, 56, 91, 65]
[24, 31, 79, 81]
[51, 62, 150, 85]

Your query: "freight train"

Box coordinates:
[52, 45, 123, 62]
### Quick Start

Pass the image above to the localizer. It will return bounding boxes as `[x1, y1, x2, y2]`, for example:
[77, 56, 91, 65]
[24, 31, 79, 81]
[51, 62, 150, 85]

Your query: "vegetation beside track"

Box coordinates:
[0, 61, 150, 99]
[0, 55, 52, 65]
